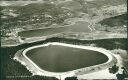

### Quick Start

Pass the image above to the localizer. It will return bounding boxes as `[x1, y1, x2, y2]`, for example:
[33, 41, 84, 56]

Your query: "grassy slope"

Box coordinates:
[99, 13, 127, 26]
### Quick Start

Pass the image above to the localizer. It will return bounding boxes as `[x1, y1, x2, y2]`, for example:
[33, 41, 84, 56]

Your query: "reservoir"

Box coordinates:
[25, 43, 108, 72]
[18, 21, 90, 38]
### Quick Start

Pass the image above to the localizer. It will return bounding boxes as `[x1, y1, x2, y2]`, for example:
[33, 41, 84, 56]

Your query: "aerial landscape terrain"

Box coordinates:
[0, 0, 127, 80]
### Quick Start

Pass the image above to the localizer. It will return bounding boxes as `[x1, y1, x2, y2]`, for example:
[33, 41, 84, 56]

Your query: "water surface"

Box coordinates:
[26, 45, 108, 72]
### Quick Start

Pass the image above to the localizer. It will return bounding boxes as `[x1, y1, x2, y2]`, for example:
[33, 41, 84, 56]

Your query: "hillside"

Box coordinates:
[1, 0, 127, 46]
[99, 13, 127, 27]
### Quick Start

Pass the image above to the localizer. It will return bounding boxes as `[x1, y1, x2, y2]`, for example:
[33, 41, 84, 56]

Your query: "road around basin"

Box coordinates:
[14, 42, 117, 80]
